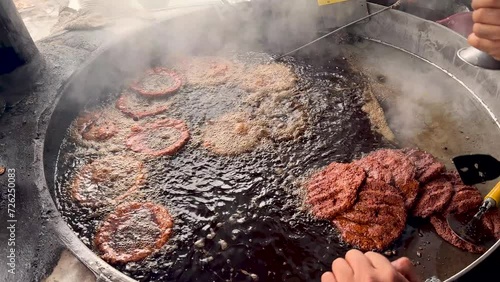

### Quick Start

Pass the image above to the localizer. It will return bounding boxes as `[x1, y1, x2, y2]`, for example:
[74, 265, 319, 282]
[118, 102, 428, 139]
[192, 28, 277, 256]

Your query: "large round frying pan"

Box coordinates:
[36, 3, 500, 282]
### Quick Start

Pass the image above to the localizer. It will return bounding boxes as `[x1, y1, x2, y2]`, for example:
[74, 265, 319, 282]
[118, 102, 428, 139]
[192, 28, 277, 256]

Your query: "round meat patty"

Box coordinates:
[201, 112, 268, 156]
[332, 178, 407, 251]
[412, 177, 453, 218]
[173, 56, 239, 86]
[126, 119, 190, 157]
[443, 172, 483, 215]
[402, 148, 445, 183]
[256, 98, 307, 142]
[355, 149, 420, 209]
[75, 111, 118, 141]
[306, 162, 366, 219]
[95, 202, 174, 263]
[481, 209, 500, 240]
[115, 91, 170, 120]
[239, 63, 297, 93]
[71, 155, 146, 207]
[430, 215, 486, 253]
[130, 67, 182, 97]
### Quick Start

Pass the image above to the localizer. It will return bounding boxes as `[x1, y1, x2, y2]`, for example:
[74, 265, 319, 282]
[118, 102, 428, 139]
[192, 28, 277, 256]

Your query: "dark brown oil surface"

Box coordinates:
[54, 51, 415, 282]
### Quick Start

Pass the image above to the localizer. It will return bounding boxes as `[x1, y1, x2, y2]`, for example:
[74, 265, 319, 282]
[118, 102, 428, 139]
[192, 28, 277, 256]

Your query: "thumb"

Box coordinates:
[391, 257, 422, 282]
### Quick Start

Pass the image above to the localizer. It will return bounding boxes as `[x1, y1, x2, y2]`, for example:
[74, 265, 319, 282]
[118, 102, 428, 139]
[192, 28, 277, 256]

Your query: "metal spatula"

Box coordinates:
[447, 181, 500, 245]
[452, 154, 500, 185]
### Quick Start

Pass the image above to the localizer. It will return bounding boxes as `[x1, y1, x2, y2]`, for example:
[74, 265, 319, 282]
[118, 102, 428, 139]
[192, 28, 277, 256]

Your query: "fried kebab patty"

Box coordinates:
[402, 148, 445, 183]
[481, 209, 500, 240]
[333, 178, 406, 251]
[126, 119, 190, 157]
[411, 177, 454, 218]
[115, 90, 170, 120]
[201, 112, 268, 156]
[430, 215, 486, 253]
[355, 149, 420, 209]
[443, 171, 483, 215]
[95, 202, 174, 263]
[130, 67, 182, 97]
[70, 155, 146, 207]
[306, 162, 366, 219]
[74, 110, 118, 142]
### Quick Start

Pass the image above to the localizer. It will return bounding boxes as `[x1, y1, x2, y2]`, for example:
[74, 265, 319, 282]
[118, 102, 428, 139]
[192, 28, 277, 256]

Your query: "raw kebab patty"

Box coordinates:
[402, 148, 445, 183]
[356, 149, 420, 209]
[95, 202, 174, 263]
[333, 178, 407, 251]
[306, 162, 366, 219]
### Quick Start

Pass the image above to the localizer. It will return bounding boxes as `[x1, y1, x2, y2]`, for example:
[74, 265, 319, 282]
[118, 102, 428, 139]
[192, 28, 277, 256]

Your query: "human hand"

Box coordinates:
[321, 250, 421, 282]
[468, 0, 500, 60]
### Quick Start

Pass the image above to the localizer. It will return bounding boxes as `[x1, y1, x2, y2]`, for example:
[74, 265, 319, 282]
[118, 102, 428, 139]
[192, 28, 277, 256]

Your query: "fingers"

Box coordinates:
[472, 0, 500, 10]
[392, 257, 422, 282]
[331, 258, 354, 281]
[321, 271, 337, 282]
[364, 251, 393, 270]
[345, 249, 374, 273]
[473, 23, 500, 40]
[473, 8, 500, 25]
[467, 33, 500, 60]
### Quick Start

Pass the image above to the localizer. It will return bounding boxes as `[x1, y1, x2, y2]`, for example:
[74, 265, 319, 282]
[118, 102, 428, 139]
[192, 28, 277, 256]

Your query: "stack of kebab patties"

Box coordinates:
[306, 149, 500, 253]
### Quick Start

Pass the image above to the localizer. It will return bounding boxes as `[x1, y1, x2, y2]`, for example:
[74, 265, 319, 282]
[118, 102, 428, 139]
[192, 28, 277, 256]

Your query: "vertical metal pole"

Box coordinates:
[0, 0, 43, 104]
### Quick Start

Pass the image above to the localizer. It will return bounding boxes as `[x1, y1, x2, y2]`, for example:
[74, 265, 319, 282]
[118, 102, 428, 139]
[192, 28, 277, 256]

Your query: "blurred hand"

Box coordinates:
[468, 0, 500, 60]
[321, 250, 421, 282]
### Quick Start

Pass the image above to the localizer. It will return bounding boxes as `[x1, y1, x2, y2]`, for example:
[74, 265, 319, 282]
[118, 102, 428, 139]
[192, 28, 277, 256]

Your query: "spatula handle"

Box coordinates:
[485, 181, 500, 207]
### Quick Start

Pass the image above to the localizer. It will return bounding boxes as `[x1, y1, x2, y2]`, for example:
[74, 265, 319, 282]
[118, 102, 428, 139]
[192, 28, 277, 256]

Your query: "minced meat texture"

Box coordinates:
[306, 162, 366, 219]
[412, 177, 453, 218]
[430, 215, 486, 253]
[332, 178, 406, 251]
[355, 149, 420, 209]
[75, 111, 118, 141]
[126, 119, 190, 157]
[115, 91, 170, 120]
[481, 209, 500, 240]
[94, 202, 174, 263]
[443, 172, 483, 216]
[70, 155, 146, 207]
[402, 148, 445, 183]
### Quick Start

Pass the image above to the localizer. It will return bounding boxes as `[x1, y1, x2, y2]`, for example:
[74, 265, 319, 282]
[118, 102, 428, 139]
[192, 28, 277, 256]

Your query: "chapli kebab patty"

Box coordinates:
[333, 178, 407, 251]
[74, 110, 118, 142]
[402, 148, 445, 183]
[306, 162, 366, 219]
[95, 202, 174, 263]
[239, 63, 297, 94]
[255, 97, 308, 142]
[430, 215, 486, 253]
[442, 171, 483, 216]
[355, 149, 420, 209]
[130, 67, 182, 97]
[70, 155, 146, 207]
[201, 112, 268, 156]
[411, 177, 454, 218]
[481, 209, 500, 240]
[172, 56, 241, 86]
[115, 90, 170, 120]
[126, 119, 190, 157]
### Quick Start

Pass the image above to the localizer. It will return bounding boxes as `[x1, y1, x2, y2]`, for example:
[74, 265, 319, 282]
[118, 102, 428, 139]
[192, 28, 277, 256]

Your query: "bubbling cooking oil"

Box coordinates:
[55, 51, 399, 281]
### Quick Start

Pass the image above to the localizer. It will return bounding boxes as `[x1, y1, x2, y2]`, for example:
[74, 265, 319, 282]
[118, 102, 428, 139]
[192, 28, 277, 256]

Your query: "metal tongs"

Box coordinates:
[274, 0, 402, 61]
